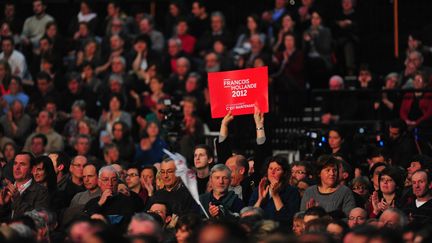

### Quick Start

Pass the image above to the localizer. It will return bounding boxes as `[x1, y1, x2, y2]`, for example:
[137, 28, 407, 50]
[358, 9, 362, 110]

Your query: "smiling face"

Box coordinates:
[32, 162, 46, 183]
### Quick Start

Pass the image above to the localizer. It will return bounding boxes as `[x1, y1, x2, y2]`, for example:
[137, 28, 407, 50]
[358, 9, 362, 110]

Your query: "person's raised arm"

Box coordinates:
[219, 111, 234, 141]
[254, 107, 265, 143]
[216, 111, 234, 164]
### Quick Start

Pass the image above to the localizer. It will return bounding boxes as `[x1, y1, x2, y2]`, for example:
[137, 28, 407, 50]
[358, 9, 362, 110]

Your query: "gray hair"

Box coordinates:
[24, 210, 47, 230]
[112, 56, 126, 66]
[8, 223, 35, 239]
[188, 72, 201, 81]
[109, 73, 124, 85]
[71, 155, 88, 165]
[72, 100, 87, 111]
[98, 165, 119, 179]
[385, 72, 400, 81]
[408, 50, 424, 63]
[240, 206, 265, 218]
[168, 37, 182, 48]
[380, 208, 408, 227]
[177, 57, 190, 68]
[211, 11, 225, 26]
[210, 164, 232, 179]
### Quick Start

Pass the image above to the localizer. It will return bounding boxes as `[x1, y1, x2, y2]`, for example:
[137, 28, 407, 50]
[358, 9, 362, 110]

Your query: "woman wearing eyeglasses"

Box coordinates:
[350, 176, 371, 208]
[368, 166, 407, 218]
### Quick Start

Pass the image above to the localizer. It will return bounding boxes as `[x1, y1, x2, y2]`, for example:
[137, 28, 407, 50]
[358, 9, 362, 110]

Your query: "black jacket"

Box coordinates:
[0, 180, 50, 219]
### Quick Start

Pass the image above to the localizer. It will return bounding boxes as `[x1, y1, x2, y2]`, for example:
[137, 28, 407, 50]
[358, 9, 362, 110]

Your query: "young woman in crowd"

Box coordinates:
[249, 156, 300, 226]
[368, 166, 407, 218]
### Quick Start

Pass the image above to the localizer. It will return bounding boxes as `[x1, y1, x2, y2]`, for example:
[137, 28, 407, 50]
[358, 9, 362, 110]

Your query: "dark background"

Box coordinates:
[7, 0, 432, 77]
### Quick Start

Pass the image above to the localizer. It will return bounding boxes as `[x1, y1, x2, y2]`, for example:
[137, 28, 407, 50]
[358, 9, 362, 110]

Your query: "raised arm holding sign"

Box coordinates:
[207, 66, 269, 118]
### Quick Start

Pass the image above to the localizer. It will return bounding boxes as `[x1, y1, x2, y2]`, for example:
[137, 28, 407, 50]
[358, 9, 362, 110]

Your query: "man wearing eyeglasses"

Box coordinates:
[60, 155, 87, 207]
[150, 158, 199, 217]
[347, 207, 367, 228]
[289, 161, 311, 186]
[84, 165, 140, 226]
[126, 166, 148, 204]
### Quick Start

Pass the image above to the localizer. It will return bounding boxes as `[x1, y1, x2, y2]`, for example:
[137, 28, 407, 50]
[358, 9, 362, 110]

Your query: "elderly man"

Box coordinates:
[0, 152, 49, 219]
[84, 165, 140, 225]
[199, 164, 244, 218]
[225, 155, 253, 204]
[379, 208, 408, 229]
[347, 207, 367, 228]
[321, 75, 357, 124]
[150, 158, 199, 217]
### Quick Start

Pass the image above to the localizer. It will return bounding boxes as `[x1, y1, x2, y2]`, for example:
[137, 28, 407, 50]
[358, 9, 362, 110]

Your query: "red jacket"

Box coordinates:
[400, 92, 432, 125]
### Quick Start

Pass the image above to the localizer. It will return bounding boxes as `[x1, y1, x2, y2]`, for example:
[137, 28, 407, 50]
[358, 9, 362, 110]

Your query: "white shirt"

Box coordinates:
[416, 199, 427, 208]
[15, 178, 33, 195]
[0, 50, 28, 79]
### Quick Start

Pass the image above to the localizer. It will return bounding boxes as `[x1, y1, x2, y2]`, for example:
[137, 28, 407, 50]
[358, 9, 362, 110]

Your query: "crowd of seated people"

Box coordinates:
[0, 0, 431, 243]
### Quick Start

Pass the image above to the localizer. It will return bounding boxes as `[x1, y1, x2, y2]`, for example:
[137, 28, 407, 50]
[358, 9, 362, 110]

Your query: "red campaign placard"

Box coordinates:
[207, 66, 269, 118]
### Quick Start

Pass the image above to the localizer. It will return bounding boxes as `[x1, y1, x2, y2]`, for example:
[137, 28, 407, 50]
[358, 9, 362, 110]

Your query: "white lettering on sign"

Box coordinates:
[223, 78, 257, 97]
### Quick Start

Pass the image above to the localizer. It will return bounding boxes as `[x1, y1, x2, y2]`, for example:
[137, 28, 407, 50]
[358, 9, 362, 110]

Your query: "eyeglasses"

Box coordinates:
[160, 170, 175, 175]
[126, 173, 139, 178]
